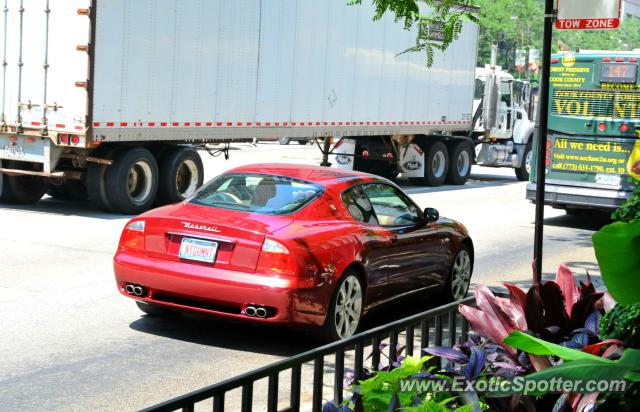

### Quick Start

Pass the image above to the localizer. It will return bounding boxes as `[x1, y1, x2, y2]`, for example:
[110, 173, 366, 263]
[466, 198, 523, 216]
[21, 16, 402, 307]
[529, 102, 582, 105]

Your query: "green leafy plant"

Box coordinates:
[612, 182, 640, 222]
[601, 303, 640, 349]
[504, 331, 640, 396]
[348, 0, 479, 66]
[592, 220, 640, 305]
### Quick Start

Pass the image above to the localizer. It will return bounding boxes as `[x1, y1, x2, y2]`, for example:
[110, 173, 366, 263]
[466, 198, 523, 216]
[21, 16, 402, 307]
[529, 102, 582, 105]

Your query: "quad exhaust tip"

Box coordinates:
[245, 305, 269, 318]
[125, 284, 147, 297]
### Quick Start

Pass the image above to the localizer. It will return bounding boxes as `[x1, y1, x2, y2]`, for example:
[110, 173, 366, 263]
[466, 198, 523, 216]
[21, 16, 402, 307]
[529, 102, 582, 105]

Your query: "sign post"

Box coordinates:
[533, 0, 622, 284]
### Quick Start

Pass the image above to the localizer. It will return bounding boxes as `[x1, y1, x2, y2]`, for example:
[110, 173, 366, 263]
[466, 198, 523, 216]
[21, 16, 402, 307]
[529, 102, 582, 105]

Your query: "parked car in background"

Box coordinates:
[113, 164, 474, 340]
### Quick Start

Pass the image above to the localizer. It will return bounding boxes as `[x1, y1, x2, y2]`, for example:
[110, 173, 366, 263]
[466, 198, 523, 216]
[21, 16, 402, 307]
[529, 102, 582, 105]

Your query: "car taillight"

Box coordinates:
[256, 238, 297, 276]
[620, 123, 630, 132]
[120, 220, 145, 251]
[598, 122, 607, 131]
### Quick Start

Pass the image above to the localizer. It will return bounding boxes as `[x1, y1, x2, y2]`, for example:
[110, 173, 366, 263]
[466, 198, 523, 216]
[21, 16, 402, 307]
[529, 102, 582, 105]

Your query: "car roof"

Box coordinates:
[226, 163, 376, 186]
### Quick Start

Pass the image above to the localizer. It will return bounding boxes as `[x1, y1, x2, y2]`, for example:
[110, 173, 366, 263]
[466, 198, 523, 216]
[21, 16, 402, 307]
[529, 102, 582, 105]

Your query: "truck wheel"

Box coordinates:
[515, 142, 533, 181]
[0, 160, 46, 204]
[105, 147, 159, 214]
[156, 147, 204, 205]
[278, 137, 291, 145]
[410, 141, 449, 186]
[87, 147, 121, 212]
[47, 180, 88, 201]
[445, 141, 473, 185]
[297, 140, 309, 145]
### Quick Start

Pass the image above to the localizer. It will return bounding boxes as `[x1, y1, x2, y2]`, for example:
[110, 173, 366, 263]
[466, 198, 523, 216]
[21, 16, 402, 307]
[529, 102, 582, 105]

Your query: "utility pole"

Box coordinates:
[532, 0, 555, 284]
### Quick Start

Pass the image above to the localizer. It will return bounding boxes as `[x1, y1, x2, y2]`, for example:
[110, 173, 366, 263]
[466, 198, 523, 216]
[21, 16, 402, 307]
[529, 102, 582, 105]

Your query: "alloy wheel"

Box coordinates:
[451, 250, 472, 300]
[334, 275, 363, 339]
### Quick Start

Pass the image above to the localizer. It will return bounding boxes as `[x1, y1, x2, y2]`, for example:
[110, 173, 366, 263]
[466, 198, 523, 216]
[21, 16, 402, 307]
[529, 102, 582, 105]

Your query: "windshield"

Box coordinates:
[190, 173, 323, 215]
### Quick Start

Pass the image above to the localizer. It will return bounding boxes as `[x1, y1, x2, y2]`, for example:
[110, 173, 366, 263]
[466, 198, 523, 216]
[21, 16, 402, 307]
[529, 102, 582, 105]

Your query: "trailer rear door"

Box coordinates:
[0, 0, 90, 135]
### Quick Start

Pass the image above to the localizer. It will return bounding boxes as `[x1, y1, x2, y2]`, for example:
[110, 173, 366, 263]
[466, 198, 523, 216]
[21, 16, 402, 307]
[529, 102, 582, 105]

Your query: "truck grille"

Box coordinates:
[552, 89, 640, 119]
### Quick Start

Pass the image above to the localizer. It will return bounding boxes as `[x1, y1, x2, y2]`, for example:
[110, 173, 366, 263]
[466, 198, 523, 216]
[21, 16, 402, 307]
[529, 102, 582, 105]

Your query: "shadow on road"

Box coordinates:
[399, 171, 521, 195]
[543, 211, 612, 231]
[129, 313, 317, 357]
[0, 197, 128, 220]
[129, 294, 448, 356]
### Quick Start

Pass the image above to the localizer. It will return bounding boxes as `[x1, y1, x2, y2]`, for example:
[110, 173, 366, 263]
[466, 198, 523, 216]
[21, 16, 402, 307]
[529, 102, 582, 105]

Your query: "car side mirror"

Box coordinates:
[423, 207, 439, 223]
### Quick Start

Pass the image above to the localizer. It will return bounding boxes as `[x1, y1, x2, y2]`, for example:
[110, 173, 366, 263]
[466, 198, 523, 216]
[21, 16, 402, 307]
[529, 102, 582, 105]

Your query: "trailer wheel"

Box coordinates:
[297, 140, 309, 145]
[515, 142, 533, 181]
[278, 137, 291, 145]
[156, 147, 204, 205]
[0, 160, 46, 204]
[105, 147, 159, 214]
[47, 180, 88, 201]
[87, 147, 121, 212]
[409, 141, 449, 186]
[445, 141, 473, 185]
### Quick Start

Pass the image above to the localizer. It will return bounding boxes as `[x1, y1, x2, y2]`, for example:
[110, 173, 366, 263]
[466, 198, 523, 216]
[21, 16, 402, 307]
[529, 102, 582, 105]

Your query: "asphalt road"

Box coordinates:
[0, 142, 609, 411]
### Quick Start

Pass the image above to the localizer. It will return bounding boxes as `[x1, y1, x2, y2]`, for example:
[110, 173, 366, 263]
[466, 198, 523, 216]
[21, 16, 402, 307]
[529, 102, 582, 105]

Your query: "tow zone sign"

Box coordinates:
[555, 0, 621, 30]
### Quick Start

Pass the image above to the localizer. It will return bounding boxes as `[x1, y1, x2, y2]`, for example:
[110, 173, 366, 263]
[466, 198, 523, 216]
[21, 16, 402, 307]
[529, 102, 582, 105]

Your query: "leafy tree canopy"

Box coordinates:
[353, 0, 640, 70]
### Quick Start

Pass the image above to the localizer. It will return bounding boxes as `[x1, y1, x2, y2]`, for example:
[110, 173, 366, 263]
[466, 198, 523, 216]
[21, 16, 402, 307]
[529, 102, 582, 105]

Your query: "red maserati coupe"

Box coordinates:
[113, 164, 473, 340]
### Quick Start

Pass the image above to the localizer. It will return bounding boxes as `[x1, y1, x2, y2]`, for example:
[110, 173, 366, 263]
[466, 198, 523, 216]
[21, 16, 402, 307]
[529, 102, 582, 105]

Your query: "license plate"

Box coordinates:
[2, 144, 25, 160]
[595, 173, 620, 186]
[178, 237, 218, 263]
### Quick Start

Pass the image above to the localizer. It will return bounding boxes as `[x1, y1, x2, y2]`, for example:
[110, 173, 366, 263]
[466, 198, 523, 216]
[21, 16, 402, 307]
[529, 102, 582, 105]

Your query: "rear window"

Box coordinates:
[190, 173, 323, 215]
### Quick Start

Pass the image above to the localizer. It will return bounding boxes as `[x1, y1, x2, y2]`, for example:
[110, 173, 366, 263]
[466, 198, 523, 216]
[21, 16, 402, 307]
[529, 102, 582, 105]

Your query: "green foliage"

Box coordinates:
[354, 355, 432, 411]
[505, 331, 640, 396]
[354, 1, 640, 72]
[612, 182, 640, 222]
[601, 303, 640, 349]
[503, 331, 614, 364]
[349, 0, 479, 66]
[405, 401, 474, 411]
[592, 220, 640, 305]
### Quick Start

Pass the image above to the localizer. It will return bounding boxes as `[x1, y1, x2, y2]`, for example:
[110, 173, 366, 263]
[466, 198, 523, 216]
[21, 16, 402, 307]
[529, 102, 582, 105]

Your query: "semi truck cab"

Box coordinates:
[473, 66, 536, 181]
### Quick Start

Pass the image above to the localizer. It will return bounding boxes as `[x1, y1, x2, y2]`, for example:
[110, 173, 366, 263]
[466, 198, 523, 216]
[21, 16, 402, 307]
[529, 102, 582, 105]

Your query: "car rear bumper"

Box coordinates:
[526, 183, 629, 210]
[113, 252, 328, 327]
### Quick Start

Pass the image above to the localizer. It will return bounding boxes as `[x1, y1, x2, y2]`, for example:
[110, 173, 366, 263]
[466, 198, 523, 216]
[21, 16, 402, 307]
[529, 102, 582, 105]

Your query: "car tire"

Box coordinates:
[156, 147, 204, 205]
[105, 147, 159, 215]
[278, 137, 291, 145]
[0, 160, 46, 204]
[445, 141, 473, 185]
[443, 244, 473, 302]
[515, 141, 533, 181]
[136, 301, 181, 317]
[87, 146, 121, 212]
[409, 141, 449, 186]
[47, 180, 88, 201]
[318, 270, 364, 342]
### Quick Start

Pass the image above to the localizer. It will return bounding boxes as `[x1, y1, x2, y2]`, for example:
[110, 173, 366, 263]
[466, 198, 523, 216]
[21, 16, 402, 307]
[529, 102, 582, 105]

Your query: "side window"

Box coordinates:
[342, 186, 379, 225]
[362, 183, 420, 227]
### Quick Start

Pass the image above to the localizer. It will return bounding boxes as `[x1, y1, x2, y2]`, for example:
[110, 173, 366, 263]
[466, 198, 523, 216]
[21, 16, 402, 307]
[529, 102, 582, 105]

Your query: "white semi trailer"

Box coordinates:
[0, 0, 479, 214]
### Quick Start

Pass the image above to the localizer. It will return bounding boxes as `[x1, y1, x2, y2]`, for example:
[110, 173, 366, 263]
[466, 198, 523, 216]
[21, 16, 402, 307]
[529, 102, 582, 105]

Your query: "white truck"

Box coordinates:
[472, 66, 536, 181]
[0, 0, 479, 214]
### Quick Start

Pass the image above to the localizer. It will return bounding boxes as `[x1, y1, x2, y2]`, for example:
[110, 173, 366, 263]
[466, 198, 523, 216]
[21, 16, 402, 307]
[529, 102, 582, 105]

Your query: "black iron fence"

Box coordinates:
[142, 296, 475, 412]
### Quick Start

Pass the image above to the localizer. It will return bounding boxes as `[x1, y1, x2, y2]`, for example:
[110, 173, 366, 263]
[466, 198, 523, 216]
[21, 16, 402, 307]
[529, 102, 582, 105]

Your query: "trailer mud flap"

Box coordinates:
[332, 138, 356, 170]
[400, 143, 425, 178]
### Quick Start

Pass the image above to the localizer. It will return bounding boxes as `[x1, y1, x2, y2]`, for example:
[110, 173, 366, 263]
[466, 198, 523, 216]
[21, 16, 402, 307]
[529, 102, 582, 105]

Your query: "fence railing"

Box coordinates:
[142, 296, 475, 412]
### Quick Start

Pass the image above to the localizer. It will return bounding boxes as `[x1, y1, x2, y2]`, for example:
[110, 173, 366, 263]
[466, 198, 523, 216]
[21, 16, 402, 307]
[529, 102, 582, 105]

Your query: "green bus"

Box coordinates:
[527, 51, 640, 212]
